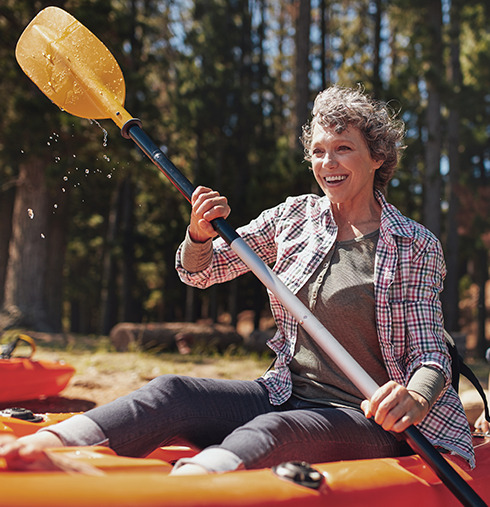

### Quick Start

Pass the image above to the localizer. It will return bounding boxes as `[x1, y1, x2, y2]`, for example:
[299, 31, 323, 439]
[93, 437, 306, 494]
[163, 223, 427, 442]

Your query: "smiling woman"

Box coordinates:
[308, 126, 383, 240]
[301, 85, 406, 192]
[299, 86, 405, 242]
[0, 85, 475, 483]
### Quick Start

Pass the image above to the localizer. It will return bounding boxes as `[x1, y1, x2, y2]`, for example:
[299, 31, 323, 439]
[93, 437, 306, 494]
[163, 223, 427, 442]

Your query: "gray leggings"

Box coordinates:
[79, 374, 408, 471]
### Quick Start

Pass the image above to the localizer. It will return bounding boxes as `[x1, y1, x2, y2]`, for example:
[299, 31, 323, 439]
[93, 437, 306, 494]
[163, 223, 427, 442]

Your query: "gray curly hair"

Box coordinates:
[301, 85, 406, 193]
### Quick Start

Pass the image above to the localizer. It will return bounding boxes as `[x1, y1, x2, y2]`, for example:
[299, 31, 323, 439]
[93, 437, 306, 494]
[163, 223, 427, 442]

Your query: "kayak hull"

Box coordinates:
[0, 358, 75, 402]
[0, 413, 489, 507]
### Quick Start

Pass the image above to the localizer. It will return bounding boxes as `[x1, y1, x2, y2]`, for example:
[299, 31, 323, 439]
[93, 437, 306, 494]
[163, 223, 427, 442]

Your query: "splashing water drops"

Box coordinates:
[46, 132, 60, 146]
[89, 119, 108, 147]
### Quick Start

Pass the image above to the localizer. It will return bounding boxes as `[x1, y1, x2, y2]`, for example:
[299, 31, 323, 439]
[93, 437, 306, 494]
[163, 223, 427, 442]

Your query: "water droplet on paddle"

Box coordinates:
[27, 209, 34, 219]
[90, 119, 109, 147]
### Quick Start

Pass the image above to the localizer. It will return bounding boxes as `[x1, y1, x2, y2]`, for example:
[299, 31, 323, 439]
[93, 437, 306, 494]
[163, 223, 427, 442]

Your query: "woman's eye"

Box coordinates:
[338, 145, 351, 151]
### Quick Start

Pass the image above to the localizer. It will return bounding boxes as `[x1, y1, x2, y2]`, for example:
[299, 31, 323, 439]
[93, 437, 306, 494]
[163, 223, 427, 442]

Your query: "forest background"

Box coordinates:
[0, 0, 488, 358]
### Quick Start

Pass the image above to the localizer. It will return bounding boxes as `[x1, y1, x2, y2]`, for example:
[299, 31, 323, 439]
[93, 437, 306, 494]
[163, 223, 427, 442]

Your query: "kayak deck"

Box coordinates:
[0, 412, 489, 507]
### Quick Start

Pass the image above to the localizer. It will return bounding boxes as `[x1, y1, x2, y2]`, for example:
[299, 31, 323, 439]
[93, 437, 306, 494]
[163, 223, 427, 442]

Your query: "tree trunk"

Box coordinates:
[293, 0, 311, 148]
[0, 185, 15, 308]
[475, 247, 488, 359]
[442, 0, 463, 332]
[372, 0, 383, 96]
[1, 158, 52, 331]
[422, 0, 443, 237]
[44, 186, 70, 332]
[121, 177, 139, 322]
[319, 0, 331, 89]
[100, 181, 122, 335]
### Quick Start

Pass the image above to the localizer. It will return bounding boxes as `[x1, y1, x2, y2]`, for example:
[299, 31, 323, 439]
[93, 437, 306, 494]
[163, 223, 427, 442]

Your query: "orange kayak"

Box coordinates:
[0, 335, 75, 403]
[0, 411, 489, 507]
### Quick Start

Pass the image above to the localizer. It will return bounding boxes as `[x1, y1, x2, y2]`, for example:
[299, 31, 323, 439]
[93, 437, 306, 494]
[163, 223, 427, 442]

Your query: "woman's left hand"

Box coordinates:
[474, 410, 490, 433]
[360, 381, 430, 433]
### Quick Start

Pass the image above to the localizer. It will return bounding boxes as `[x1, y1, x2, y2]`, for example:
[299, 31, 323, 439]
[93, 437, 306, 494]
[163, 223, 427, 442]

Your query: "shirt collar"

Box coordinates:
[375, 190, 414, 239]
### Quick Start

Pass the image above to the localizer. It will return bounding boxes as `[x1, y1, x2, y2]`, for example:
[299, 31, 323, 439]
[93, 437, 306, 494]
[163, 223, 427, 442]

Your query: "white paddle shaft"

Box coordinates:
[230, 237, 380, 400]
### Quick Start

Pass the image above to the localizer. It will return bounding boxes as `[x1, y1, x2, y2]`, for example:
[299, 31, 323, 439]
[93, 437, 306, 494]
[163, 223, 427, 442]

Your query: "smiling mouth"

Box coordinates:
[325, 175, 347, 184]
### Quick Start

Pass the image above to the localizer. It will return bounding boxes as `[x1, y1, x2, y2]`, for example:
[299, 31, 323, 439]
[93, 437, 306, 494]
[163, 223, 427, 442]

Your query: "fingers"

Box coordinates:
[0, 435, 46, 471]
[189, 186, 231, 242]
[0, 432, 65, 471]
[362, 381, 429, 433]
[474, 411, 490, 433]
[0, 434, 18, 457]
[0, 436, 43, 460]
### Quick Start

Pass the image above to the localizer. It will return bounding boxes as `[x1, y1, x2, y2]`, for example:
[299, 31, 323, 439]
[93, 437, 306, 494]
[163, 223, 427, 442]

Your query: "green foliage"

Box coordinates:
[0, 0, 488, 338]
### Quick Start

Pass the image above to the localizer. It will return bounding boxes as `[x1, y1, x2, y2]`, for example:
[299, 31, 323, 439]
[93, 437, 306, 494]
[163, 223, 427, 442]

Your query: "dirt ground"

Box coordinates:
[1, 329, 488, 427]
[0, 332, 272, 414]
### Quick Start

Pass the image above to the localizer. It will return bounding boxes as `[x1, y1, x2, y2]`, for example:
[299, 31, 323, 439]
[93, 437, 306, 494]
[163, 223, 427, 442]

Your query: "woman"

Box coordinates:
[0, 85, 475, 473]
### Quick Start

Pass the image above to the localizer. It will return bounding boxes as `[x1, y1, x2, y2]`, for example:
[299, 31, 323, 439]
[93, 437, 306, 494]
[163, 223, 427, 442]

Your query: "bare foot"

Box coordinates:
[0, 431, 64, 470]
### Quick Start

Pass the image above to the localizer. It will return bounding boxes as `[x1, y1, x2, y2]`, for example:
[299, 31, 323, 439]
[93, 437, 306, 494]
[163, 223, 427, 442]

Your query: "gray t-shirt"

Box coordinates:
[289, 229, 444, 408]
[290, 230, 389, 407]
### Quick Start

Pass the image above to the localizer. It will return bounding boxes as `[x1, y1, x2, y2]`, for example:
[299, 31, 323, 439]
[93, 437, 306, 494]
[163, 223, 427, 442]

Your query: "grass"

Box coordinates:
[4, 332, 273, 382]
[3, 330, 488, 392]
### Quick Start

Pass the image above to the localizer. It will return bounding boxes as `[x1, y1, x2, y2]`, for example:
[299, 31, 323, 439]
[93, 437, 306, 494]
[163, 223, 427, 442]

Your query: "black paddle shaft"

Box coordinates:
[404, 427, 486, 507]
[122, 119, 486, 507]
[122, 119, 239, 246]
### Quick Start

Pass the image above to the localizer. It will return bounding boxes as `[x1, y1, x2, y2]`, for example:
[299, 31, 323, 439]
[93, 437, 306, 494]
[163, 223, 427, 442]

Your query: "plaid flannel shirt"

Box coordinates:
[176, 190, 475, 467]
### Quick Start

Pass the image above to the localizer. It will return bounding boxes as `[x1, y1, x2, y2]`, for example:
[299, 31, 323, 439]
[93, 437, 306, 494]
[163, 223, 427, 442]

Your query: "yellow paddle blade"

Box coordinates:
[16, 6, 132, 129]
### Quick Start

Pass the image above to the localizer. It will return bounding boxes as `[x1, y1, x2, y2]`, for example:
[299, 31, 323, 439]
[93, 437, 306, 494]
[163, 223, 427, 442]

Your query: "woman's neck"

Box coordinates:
[332, 201, 381, 242]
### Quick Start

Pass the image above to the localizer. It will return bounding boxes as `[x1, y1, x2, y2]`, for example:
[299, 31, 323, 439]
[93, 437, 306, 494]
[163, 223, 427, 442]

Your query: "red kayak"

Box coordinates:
[0, 334, 75, 403]
[0, 410, 489, 507]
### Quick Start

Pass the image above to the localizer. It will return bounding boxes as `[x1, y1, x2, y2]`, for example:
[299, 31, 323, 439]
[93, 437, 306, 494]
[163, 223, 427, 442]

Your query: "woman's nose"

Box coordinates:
[323, 151, 337, 168]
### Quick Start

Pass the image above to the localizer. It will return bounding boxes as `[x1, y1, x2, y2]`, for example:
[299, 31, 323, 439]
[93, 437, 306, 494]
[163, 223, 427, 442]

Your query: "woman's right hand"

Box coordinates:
[188, 186, 231, 243]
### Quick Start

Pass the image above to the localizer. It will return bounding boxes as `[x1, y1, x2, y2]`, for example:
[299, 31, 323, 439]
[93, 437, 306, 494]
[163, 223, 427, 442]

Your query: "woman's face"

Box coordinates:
[310, 123, 383, 209]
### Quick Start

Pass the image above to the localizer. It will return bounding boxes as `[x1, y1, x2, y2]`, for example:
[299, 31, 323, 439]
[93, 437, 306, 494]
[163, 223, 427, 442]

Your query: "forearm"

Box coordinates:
[180, 228, 213, 273]
[407, 365, 445, 408]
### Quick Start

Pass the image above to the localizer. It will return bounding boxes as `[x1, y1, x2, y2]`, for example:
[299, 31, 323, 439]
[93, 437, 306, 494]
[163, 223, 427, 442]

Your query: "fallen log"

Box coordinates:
[110, 322, 244, 354]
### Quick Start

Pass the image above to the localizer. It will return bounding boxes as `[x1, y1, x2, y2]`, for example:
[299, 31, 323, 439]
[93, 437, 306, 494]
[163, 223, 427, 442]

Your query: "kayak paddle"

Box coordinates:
[15, 7, 486, 507]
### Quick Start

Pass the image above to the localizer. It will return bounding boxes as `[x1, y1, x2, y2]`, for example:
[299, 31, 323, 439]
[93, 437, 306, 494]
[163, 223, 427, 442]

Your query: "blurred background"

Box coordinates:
[0, 0, 488, 358]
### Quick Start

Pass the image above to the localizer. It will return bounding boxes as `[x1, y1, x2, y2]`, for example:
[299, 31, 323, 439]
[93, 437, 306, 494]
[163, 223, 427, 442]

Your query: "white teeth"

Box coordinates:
[325, 175, 347, 183]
